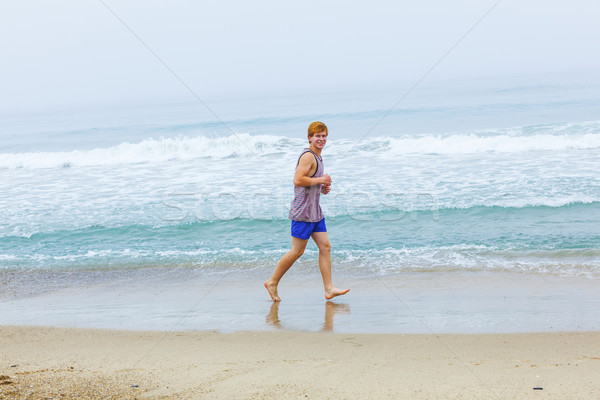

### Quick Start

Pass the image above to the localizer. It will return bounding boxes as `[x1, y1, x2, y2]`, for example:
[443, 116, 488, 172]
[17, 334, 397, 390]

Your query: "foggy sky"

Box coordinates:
[1, 0, 598, 112]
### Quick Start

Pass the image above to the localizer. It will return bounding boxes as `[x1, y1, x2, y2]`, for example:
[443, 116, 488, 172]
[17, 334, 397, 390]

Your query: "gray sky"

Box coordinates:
[1, 0, 599, 112]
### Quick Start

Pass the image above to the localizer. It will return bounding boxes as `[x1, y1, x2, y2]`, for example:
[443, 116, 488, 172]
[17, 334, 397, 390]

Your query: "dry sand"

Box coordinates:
[1, 326, 598, 399]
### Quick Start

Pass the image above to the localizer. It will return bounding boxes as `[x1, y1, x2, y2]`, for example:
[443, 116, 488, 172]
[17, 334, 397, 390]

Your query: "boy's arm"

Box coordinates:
[293, 153, 331, 187]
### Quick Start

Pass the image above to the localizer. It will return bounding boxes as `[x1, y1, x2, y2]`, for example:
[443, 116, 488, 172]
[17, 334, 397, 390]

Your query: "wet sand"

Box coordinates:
[2, 269, 598, 334]
[1, 326, 599, 399]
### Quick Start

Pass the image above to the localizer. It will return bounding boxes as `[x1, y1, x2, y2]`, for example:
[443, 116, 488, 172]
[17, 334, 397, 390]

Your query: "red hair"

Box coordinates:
[307, 121, 328, 142]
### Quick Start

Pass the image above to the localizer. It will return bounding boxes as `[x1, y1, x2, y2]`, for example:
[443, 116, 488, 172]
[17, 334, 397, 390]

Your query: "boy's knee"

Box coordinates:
[291, 248, 305, 259]
[318, 242, 331, 253]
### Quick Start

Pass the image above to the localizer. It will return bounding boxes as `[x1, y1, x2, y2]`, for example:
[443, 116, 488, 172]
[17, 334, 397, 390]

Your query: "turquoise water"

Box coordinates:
[1, 203, 599, 277]
[1, 76, 599, 332]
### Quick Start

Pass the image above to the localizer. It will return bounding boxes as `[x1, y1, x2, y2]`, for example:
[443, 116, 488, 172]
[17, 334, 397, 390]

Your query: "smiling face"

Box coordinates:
[307, 121, 329, 150]
[309, 130, 328, 150]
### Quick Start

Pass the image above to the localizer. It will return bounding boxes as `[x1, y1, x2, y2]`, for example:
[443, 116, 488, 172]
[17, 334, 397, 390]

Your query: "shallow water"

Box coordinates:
[1, 267, 598, 333]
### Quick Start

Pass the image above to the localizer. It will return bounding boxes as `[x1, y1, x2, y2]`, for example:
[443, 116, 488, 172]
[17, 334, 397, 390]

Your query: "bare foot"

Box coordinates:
[325, 287, 350, 300]
[264, 280, 281, 302]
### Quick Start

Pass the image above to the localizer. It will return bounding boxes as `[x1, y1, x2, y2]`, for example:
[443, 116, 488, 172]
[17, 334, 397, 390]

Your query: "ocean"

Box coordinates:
[1, 75, 599, 333]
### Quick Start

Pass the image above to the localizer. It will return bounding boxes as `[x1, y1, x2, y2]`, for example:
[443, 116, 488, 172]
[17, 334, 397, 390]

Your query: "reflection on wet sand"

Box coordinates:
[266, 302, 282, 328]
[266, 301, 351, 331]
[322, 301, 351, 331]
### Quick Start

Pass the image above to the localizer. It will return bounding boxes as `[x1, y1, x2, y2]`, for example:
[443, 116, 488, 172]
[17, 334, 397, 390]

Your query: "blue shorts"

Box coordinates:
[291, 218, 327, 240]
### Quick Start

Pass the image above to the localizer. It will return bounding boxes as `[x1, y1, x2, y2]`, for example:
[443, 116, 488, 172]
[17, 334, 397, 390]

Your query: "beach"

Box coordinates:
[1, 326, 599, 399]
[1, 80, 599, 398]
[2, 268, 599, 399]
[2, 1, 600, 397]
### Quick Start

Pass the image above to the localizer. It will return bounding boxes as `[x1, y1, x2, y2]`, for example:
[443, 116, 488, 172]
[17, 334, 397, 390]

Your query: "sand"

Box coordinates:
[1, 326, 598, 399]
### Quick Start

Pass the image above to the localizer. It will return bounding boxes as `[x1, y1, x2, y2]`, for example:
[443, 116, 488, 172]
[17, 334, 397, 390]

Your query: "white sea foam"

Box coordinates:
[334, 246, 600, 278]
[2, 245, 598, 278]
[0, 134, 297, 169]
[369, 131, 600, 156]
[389, 132, 599, 154]
[2, 122, 600, 169]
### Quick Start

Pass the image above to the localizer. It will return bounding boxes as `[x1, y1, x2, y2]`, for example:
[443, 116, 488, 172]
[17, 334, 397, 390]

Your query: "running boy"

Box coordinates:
[264, 121, 350, 302]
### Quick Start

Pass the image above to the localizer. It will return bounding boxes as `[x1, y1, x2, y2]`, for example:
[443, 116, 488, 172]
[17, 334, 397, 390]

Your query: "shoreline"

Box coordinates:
[2, 269, 598, 334]
[1, 325, 599, 399]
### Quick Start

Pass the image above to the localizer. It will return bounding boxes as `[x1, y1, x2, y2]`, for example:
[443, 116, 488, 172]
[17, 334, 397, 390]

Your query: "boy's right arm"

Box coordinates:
[293, 153, 331, 187]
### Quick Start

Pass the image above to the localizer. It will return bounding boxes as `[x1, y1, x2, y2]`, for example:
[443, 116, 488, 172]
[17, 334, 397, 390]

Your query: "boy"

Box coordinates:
[264, 121, 350, 302]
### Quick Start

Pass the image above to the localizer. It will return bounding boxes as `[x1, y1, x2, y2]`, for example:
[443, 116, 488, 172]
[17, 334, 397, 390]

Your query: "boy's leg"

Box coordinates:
[311, 231, 350, 300]
[264, 236, 308, 301]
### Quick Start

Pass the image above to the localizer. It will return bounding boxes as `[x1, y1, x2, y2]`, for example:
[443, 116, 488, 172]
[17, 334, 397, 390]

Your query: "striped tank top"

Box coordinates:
[288, 148, 324, 222]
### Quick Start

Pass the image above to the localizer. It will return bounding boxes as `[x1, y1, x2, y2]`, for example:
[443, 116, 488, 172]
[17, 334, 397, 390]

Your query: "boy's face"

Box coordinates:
[309, 131, 328, 149]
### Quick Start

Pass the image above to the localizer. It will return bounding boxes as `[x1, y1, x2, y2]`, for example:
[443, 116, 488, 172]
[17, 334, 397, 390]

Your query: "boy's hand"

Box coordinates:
[320, 174, 332, 186]
[321, 184, 331, 194]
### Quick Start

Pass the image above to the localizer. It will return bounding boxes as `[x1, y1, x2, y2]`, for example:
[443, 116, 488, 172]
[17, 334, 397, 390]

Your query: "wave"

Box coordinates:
[381, 132, 600, 155]
[322, 197, 600, 219]
[0, 134, 298, 169]
[333, 245, 600, 277]
[2, 244, 599, 278]
[1, 201, 598, 278]
[2, 201, 599, 240]
[354, 120, 600, 155]
[2, 120, 600, 168]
